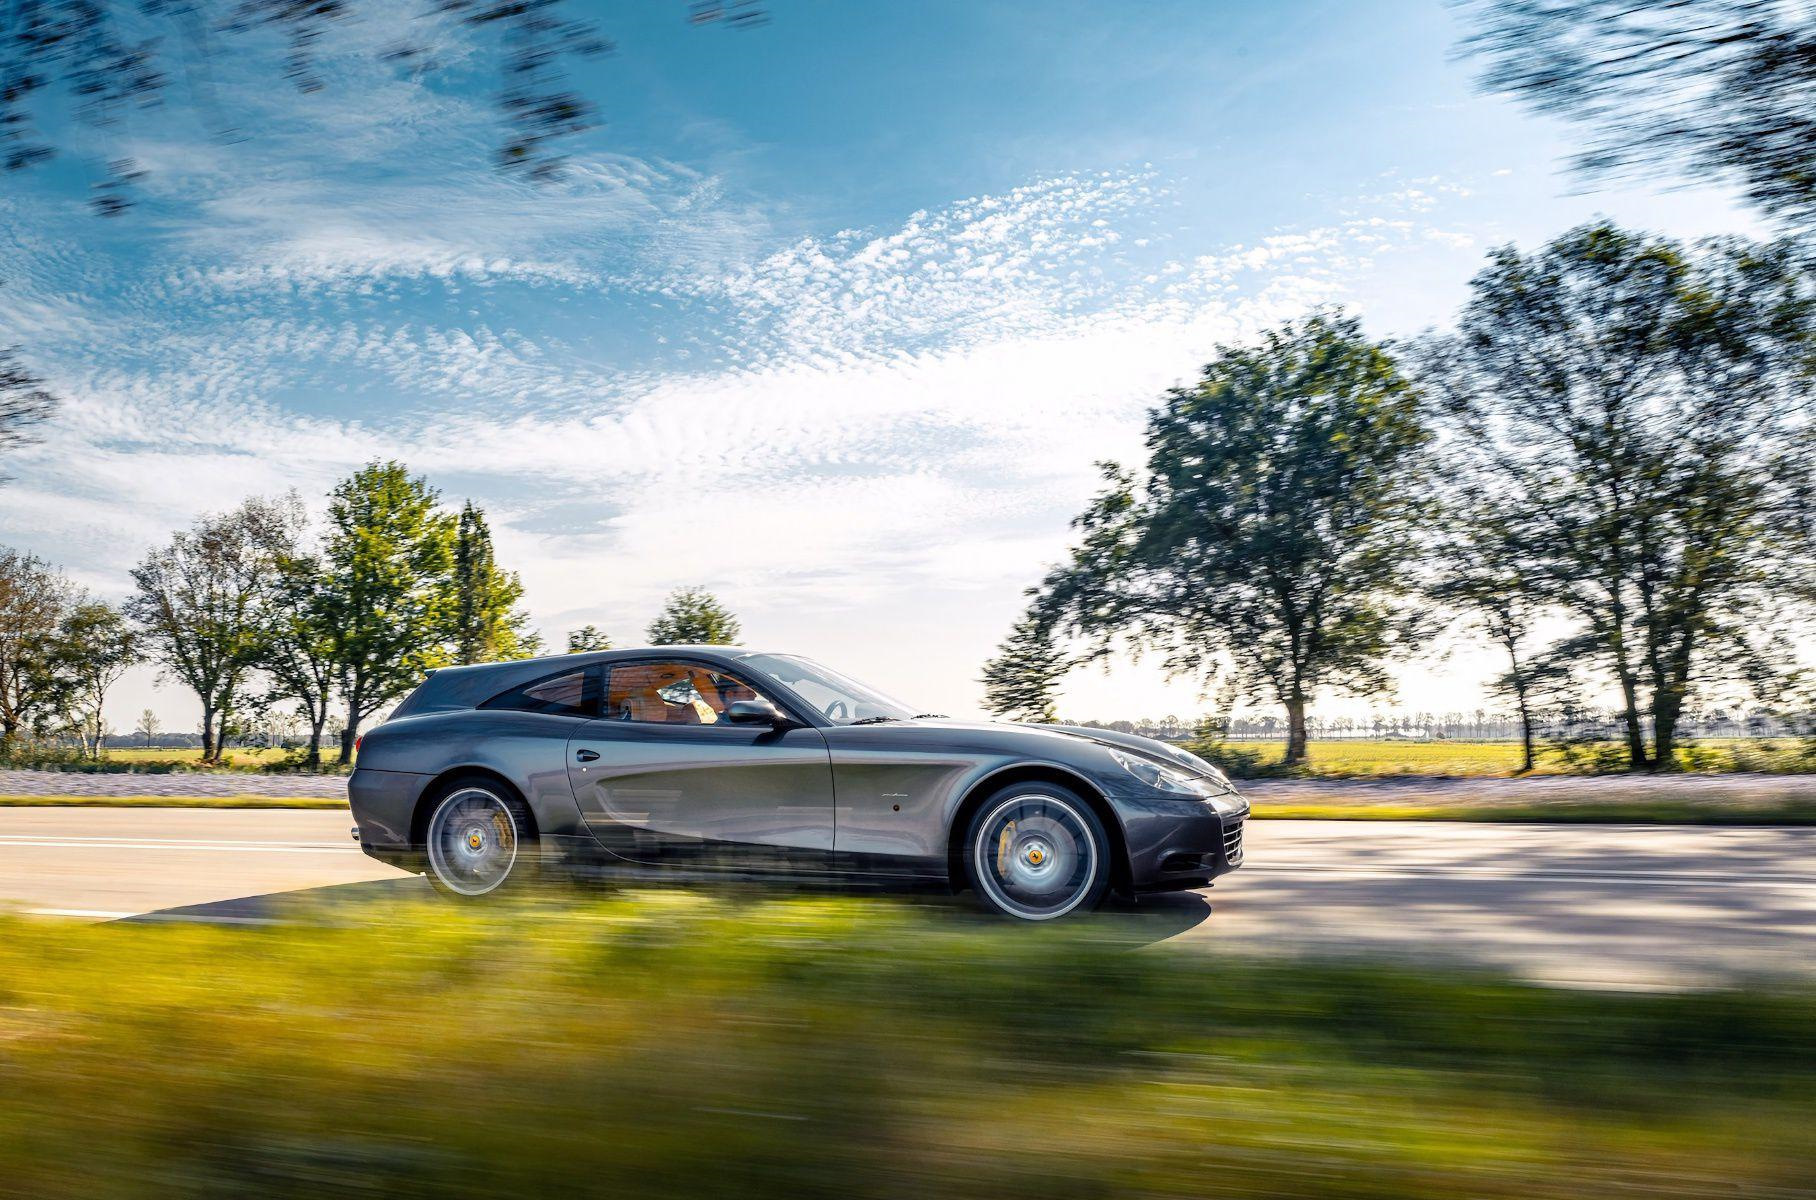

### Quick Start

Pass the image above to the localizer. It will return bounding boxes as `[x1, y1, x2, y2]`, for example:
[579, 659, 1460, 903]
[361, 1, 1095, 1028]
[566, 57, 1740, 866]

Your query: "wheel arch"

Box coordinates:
[411, 766, 539, 847]
[945, 763, 1131, 895]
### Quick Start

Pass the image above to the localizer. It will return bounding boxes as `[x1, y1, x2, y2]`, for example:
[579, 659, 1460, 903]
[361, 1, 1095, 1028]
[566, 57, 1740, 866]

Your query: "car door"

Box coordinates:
[566, 657, 836, 873]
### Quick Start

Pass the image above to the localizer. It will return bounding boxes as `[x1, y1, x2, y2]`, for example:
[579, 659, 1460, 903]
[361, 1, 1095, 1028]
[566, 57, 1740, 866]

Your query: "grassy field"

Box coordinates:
[24, 737, 1811, 780]
[1202, 737, 1812, 778]
[0, 892, 1811, 1198]
[35, 747, 351, 773]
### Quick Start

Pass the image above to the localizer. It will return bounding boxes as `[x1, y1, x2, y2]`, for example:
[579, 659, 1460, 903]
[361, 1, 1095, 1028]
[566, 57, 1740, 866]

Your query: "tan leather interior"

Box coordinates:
[607, 663, 760, 725]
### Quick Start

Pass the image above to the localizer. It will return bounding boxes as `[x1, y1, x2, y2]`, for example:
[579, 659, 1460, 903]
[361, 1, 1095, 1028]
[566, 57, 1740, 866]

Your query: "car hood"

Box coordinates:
[869, 718, 1239, 794]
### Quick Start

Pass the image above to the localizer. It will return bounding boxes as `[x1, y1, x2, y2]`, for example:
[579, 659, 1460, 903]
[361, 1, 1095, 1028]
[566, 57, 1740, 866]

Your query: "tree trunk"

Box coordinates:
[1512, 683, 1535, 774]
[1652, 686, 1684, 773]
[306, 702, 326, 768]
[199, 705, 217, 762]
[339, 700, 359, 766]
[1616, 671, 1648, 771]
[1283, 693, 1309, 767]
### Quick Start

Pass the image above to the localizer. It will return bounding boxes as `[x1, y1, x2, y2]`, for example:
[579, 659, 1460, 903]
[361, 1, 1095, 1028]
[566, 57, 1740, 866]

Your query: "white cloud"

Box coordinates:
[0, 149, 1529, 730]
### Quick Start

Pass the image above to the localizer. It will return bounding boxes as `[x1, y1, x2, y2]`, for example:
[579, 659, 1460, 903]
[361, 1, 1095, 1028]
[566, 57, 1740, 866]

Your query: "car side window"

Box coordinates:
[604, 661, 774, 725]
[480, 668, 594, 717]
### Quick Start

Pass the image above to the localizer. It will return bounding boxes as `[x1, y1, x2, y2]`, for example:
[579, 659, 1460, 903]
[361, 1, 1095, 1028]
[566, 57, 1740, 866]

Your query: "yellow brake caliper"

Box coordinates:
[996, 820, 1016, 875]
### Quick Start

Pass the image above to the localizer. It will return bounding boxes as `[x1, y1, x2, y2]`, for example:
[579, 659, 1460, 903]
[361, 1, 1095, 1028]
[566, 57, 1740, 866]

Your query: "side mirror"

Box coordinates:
[726, 698, 788, 726]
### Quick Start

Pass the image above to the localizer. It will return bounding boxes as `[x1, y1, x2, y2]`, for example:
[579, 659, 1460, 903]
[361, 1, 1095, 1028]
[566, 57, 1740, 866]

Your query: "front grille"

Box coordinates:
[1222, 818, 1244, 866]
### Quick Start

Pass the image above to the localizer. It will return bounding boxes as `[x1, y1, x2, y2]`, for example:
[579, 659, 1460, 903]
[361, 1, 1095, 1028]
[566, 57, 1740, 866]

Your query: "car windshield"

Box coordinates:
[736, 653, 919, 725]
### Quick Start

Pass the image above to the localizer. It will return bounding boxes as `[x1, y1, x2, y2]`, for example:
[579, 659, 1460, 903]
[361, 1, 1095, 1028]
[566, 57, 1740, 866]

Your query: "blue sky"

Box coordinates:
[0, 0, 1764, 733]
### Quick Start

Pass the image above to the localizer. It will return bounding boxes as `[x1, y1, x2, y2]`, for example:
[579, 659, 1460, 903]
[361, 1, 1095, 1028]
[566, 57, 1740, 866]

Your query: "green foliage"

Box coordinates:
[646, 585, 741, 645]
[1460, 0, 1816, 224]
[566, 624, 612, 653]
[979, 611, 1070, 721]
[1423, 478, 1570, 774]
[126, 496, 300, 763]
[0, 895, 1811, 1198]
[449, 502, 541, 665]
[1423, 223, 1815, 771]
[256, 551, 339, 767]
[49, 601, 136, 758]
[319, 463, 458, 762]
[0, 547, 69, 748]
[1038, 312, 1433, 767]
[0, 348, 57, 461]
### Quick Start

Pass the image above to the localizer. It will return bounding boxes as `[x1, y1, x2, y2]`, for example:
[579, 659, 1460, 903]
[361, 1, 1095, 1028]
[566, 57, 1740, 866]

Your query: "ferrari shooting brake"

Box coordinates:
[348, 647, 1247, 920]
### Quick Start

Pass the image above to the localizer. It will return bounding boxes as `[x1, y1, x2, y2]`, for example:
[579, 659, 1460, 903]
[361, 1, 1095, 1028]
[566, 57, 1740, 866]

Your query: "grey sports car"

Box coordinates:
[349, 647, 1247, 919]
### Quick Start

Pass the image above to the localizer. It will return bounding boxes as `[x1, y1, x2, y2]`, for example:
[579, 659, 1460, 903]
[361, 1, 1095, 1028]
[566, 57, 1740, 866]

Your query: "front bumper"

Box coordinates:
[1111, 791, 1248, 893]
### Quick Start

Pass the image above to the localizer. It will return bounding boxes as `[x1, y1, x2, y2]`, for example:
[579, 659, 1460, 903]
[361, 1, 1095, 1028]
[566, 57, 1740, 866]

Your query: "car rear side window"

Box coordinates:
[481, 668, 594, 717]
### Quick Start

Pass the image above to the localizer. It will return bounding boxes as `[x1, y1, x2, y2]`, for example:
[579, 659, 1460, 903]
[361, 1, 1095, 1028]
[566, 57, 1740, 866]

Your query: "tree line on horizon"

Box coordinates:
[983, 221, 1815, 774]
[0, 463, 745, 767]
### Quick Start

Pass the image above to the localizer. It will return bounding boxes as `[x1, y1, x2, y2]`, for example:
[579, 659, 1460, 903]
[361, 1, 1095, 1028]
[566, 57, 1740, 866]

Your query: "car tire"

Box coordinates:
[963, 782, 1112, 920]
[422, 777, 539, 900]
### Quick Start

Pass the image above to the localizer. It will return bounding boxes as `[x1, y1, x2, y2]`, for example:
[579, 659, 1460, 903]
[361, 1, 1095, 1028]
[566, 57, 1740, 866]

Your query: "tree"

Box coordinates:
[1036, 313, 1433, 767]
[1421, 223, 1815, 770]
[1426, 489, 1559, 773]
[449, 502, 540, 664]
[646, 586, 741, 645]
[135, 708, 160, 748]
[0, 350, 57, 473]
[320, 462, 457, 764]
[0, 548, 70, 750]
[51, 601, 137, 759]
[2, 0, 762, 214]
[258, 549, 339, 767]
[1460, 0, 1816, 224]
[128, 496, 296, 763]
[980, 612, 1071, 722]
[567, 625, 613, 653]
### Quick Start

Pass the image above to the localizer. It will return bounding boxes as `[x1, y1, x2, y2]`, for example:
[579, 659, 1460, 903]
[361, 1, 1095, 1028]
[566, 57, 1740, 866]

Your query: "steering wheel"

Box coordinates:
[823, 700, 850, 721]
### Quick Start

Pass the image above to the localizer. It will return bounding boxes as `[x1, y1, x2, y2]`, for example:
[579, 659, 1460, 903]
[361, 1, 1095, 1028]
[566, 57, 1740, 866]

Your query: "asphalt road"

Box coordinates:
[3, 808, 1811, 988]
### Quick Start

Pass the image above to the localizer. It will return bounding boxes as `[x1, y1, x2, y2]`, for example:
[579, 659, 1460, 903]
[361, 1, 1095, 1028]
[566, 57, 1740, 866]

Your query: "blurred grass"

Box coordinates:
[0, 892, 1811, 1198]
[1207, 738, 1812, 777]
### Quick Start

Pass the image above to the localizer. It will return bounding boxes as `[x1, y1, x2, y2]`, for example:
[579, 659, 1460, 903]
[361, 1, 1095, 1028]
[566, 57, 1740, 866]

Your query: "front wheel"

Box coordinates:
[963, 783, 1112, 920]
[424, 781, 537, 899]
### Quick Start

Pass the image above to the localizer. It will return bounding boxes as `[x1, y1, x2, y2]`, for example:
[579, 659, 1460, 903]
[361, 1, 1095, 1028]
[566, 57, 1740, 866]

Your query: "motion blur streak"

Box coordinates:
[0, 893, 1810, 1198]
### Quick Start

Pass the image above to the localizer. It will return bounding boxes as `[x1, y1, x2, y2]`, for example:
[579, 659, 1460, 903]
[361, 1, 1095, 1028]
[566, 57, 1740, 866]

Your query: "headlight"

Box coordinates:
[1109, 749, 1228, 798]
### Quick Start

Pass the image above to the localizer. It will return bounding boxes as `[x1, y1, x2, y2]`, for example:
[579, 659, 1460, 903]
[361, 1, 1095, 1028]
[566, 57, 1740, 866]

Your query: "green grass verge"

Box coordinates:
[0, 794, 346, 809]
[1201, 737, 1814, 778]
[0, 893, 1810, 1198]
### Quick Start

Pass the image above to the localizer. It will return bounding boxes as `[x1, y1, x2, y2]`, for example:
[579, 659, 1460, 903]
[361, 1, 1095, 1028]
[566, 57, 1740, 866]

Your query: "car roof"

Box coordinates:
[388, 646, 771, 718]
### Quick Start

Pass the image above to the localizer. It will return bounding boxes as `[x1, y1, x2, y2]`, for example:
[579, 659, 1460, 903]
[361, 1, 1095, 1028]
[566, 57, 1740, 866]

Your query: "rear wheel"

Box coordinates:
[423, 780, 537, 899]
[963, 783, 1111, 920]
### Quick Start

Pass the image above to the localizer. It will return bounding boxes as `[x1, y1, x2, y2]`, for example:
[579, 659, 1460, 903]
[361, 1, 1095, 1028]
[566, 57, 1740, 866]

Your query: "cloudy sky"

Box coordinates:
[0, 0, 1765, 734]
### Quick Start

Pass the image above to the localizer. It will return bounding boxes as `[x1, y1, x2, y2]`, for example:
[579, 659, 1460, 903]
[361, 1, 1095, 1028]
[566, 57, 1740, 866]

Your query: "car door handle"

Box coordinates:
[575, 749, 600, 762]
